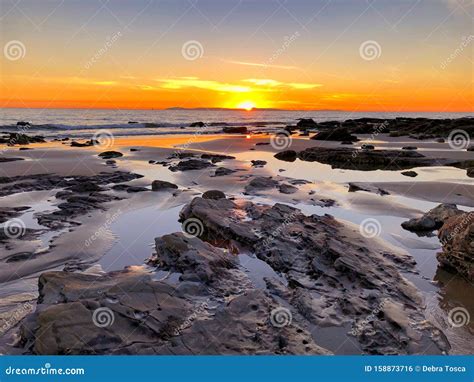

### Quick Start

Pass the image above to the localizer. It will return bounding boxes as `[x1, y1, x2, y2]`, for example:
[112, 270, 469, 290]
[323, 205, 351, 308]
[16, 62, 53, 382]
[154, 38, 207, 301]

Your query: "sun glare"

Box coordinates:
[237, 101, 256, 111]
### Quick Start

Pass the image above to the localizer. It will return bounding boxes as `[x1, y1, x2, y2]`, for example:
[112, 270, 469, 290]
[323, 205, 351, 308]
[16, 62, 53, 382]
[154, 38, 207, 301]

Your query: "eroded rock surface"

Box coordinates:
[401, 204, 462, 233]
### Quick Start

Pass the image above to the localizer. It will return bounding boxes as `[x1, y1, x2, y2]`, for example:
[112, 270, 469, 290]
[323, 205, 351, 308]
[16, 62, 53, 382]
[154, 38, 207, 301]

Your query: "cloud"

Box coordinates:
[155, 77, 250, 93]
[243, 78, 322, 89]
[223, 59, 300, 70]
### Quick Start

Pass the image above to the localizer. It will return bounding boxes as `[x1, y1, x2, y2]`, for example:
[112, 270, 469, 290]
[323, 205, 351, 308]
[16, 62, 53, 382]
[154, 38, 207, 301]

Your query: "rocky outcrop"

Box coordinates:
[401, 204, 462, 233]
[311, 128, 358, 142]
[222, 126, 247, 134]
[274, 150, 297, 162]
[152, 180, 178, 191]
[169, 159, 215, 172]
[213, 167, 236, 177]
[98, 151, 123, 159]
[0, 133, 45, 146]
[295, 147, 451, 171]
[437, 212, 474, 281]
[178, 197, 449, 354]
[244, 177, 278, 194]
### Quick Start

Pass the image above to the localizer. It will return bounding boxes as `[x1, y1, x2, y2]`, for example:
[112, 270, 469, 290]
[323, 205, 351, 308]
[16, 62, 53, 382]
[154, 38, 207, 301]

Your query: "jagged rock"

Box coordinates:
[179, 197, 449, 354]
[311, 128, 358, 142]
[297, 147, 450, 171]
[251, 160, 267, 167]
[99, 151, 123, 159]
[348, 183, 389, 195]
[297, 118, 318, 129]
[200, 153, 235, 163]
[0, 133, 45, 145]
[222, 126, 247, 134]
[437, 212, 474, 281]
[151, 180, 178, 191]
[274, 150, 297, 162]
[202, 190, 226, 200]
[278, 184, 298, 194]
[70, 140, 97, 147]
[401, 171, 418, 177]
[213, 167, 236, 177]
[169, 159, 214, 172]
[401, 204, 463, 233]
[244, 177, 278, 194]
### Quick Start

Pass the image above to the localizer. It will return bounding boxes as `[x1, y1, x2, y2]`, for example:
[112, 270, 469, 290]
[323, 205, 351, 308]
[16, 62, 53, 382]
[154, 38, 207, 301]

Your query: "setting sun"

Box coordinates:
[236, 101, 256, 111]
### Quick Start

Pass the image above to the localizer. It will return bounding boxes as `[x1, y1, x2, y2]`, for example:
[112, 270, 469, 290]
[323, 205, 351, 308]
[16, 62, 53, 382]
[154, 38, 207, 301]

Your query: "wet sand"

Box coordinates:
[0, 132, 473, 354]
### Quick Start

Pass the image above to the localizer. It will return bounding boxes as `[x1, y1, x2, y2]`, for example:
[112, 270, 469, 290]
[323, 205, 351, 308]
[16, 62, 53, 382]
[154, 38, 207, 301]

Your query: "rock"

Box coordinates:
[297, 147, 450, 171]
[436, 138, 445, 143]
[190, 121, 206, 127]
[361, 144, 374, 150]
[99, 151, 123, 159]
[311, 128, 358, 142]
[255, 142, 270, 146]
[278, 184, 298, 194]
[67, 181, 103, 193]
[17, 121, 30, 126]
[213, 167, 236, 177]
[202, 190, 226, 200]
[0, 133, 45, 146]
[401, 204, 463, 233]
[222, 126, 247, 134]
[152, 180, 178, 191]
[274, 150, 297, 162]
[19, 147, 31, 151]
[402, 146, 418, 150]
[467, 168, 474, 178]
[467, 146, 474, 152]
[169, 159, 214, 172]
[169, 152, 195, 159]
[200, 153, 235, 163]
[348, 183, 389, 195]
[296, 118, 318, 129]
[128, 121, 138, 124]
[437, 212, 474, 281]
[341, 141, 353, 145]
[244, 177, 278, 194]
[251, 160, 267, 167]
[179, 197, 449, 354]
[130, 148, 139, 152]
[0, 157, 24, 162]
[70, 140, 98, 147]
[0, 206, 30, 224]
[401, 171, 418, 177]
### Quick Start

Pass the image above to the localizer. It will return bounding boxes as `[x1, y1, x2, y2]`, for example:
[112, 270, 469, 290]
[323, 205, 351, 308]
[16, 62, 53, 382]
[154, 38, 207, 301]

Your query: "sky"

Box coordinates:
[0, 0, 473, 111]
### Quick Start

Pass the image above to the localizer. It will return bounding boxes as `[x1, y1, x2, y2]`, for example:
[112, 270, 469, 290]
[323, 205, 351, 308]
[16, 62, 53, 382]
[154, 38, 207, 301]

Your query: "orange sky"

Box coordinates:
[1, 0, 472, 112]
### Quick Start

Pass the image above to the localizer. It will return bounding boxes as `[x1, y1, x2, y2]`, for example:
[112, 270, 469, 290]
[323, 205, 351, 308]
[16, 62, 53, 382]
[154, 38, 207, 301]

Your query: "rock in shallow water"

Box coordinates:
[401, 204, 462, 233]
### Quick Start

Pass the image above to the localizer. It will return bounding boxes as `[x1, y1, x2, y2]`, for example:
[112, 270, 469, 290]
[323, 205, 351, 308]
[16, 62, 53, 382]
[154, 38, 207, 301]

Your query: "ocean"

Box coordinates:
[0, 108, 472, 139]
